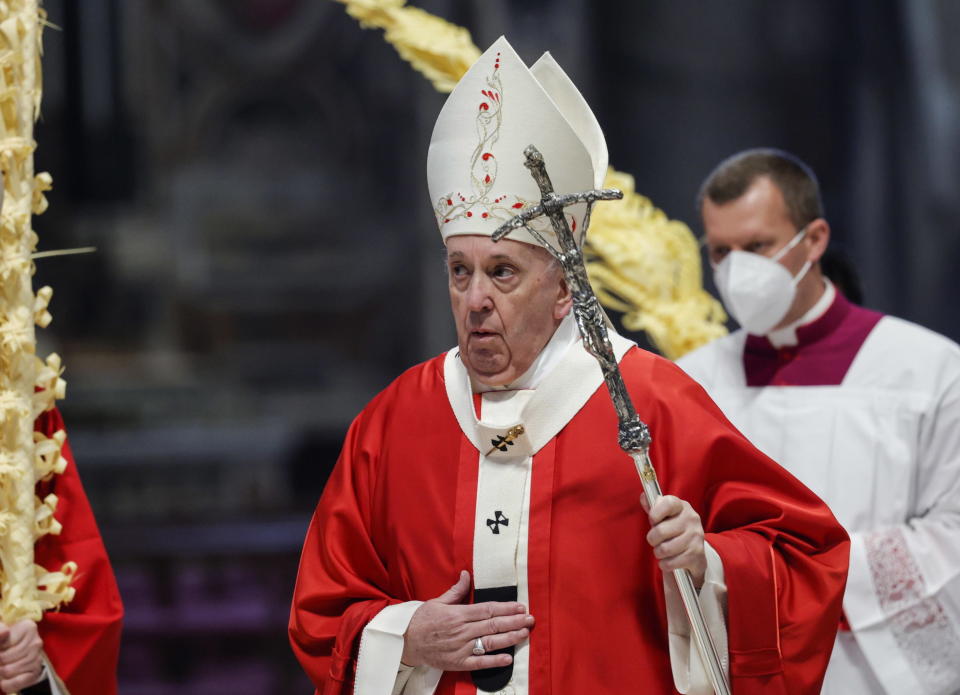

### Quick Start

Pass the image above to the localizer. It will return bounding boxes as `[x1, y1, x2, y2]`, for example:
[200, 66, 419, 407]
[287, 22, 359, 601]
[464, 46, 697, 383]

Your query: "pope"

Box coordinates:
[290, 38, 850, 695]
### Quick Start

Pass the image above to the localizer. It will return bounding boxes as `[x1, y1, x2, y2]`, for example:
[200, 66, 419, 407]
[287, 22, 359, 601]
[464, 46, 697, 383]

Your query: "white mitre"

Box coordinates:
[427, 36, 608, 248]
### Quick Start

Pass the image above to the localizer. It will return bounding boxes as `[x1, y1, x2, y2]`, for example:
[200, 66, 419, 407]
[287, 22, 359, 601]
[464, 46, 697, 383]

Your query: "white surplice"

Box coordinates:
[679, 292, 960, 695]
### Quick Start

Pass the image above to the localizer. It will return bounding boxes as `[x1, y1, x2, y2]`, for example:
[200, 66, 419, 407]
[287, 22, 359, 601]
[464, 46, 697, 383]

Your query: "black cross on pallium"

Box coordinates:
[489, 435, 515, 452]
[486, 510, 509, 534]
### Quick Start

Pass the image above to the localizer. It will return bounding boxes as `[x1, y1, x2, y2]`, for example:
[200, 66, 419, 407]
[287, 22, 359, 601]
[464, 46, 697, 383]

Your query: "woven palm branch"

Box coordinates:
[0, 0, 75, 627]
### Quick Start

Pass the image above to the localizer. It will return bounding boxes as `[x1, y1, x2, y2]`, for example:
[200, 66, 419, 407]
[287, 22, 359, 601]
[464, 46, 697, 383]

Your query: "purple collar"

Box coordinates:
[743, 292, 883, 386]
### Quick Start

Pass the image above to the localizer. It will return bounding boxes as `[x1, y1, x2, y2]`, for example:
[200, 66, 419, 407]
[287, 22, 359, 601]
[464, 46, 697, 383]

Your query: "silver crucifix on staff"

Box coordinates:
[493, 145, 731, 695]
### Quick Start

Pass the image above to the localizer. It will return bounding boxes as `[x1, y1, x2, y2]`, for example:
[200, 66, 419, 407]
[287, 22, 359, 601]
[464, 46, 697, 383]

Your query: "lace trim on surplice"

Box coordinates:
[865, 527, 960, 693]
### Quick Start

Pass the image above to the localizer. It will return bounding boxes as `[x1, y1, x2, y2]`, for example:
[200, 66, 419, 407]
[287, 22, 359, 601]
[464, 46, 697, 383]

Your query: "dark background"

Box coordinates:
[29, 1, 959, 692]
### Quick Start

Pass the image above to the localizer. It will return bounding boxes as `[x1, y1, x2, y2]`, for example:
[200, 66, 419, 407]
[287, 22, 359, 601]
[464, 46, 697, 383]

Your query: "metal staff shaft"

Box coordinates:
[493, 145, 730, 695]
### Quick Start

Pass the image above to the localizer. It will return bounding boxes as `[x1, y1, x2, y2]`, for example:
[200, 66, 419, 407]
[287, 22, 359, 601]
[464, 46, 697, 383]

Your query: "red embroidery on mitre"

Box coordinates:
[434, 51, 532, 229]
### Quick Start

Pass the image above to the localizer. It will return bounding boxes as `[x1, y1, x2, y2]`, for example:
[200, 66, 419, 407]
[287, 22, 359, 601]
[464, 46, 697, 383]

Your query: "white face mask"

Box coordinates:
[712, 230, 811, 336]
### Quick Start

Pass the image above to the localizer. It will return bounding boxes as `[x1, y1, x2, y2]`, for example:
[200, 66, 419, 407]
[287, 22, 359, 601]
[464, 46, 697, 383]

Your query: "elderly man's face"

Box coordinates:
[446, 234, 571, 387]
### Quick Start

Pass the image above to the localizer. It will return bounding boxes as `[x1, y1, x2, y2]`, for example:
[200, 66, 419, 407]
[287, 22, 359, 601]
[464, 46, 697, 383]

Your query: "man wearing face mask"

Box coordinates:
[678, 148, 960, 695]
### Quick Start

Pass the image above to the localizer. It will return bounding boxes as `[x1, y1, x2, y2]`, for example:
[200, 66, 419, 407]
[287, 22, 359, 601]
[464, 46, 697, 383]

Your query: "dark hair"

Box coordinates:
[697, 148, 824, 229]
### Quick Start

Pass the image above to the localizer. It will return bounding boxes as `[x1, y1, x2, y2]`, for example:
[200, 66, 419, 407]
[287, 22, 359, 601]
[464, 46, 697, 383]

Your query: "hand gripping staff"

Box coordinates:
[492, 145, 731, 695]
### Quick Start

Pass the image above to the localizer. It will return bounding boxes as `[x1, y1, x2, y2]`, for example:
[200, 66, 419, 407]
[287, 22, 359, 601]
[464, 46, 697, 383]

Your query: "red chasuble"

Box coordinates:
[290, 347, 849, 694]
[34, 408, 123, 695]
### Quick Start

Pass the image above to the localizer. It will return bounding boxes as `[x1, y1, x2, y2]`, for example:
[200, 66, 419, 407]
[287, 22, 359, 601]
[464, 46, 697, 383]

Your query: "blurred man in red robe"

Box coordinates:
[290, 38, 849, 695]
[2, 407, 124, 695]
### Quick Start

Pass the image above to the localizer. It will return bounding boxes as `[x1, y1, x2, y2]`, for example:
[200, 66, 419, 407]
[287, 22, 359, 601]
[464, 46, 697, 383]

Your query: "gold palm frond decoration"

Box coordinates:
[336, 0, 480, 93]
[336, 0, 728, 358]
[586, 169, 727, 359]
[0, 0, 76, 627]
